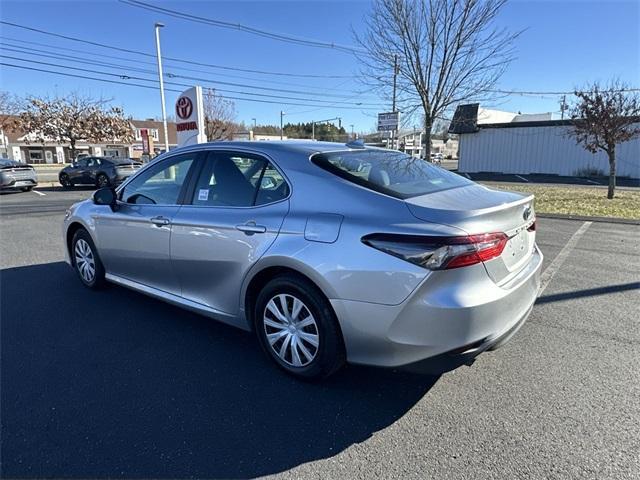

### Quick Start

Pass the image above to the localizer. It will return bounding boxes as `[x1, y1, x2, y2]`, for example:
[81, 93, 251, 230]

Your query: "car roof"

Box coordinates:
[172, 140, 385, 157]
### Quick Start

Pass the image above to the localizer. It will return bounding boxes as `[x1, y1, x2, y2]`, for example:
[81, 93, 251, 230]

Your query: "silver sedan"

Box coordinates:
[62, 141, 542, 379]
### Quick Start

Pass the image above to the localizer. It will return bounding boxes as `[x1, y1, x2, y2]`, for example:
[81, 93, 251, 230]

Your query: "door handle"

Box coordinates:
[235, 222, 267, 235]
[150, 216, 170, 227]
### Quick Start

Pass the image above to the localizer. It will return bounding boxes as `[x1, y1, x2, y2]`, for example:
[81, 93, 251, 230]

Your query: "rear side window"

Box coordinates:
[190, 151, 289, 207]
[312, 150, 471, 199]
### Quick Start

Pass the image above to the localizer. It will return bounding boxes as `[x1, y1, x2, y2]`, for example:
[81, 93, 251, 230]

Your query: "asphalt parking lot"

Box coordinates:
[1, 188, 639, 479]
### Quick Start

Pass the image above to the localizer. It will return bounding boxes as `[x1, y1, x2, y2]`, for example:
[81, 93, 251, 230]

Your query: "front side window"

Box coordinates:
[120, 154, 195, 205]
[311, 150, 472, 199]
[190, 152, 289, 207]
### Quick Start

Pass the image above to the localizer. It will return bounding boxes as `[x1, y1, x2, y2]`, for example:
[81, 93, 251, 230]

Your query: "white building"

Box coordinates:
[450, 104, 640, 178]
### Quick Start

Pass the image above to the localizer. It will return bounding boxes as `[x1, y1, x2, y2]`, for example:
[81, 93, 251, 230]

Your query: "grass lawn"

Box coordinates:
[486, 184, 640, 220]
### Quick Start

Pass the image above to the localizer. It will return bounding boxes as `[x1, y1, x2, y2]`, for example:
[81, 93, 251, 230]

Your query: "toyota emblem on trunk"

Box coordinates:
[523, 205, 532, 221]
[176, 96, 193, 120]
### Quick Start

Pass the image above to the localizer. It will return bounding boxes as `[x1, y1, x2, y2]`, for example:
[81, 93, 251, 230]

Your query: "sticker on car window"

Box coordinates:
[198, 189, 209, 201]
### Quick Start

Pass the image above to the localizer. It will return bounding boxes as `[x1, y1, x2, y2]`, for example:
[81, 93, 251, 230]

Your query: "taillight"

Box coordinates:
[362, 232, 508, 270]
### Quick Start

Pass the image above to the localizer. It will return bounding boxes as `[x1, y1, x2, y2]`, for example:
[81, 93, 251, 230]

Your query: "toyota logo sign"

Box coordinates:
[176, 96, 193, 120]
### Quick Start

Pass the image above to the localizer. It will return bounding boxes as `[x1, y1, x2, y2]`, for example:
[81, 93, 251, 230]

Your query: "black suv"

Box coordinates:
[59, 157, 142, 188]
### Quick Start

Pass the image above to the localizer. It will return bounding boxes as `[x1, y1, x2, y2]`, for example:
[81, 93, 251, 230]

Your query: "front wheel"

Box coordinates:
[254, 275, 346, 379]
[71, 229, 105, 289]
[21, 186, 33, 192]
[96, 173, 110, 188]
[60, 174, 73, 189]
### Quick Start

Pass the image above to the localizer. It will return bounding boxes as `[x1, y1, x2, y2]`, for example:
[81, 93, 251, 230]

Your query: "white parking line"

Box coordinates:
[32, 190, 46, 196]
[585, 179, 600, 185]
[538, 221, 592, 297]
[464, 173, 471, 179]
[515, 175, 529, 182]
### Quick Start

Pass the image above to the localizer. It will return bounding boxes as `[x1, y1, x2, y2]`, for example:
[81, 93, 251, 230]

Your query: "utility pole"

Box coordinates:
[391, 54, 399, 150]
[154, 22, 169, 153]
[559, 95, 568, 120]
[312, 121, 315, 140]
[280, 111, 284, 140]
[350, 124, 354, 139]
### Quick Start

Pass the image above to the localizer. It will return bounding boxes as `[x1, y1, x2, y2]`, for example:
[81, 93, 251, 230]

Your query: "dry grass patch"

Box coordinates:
[486, 184, 640, 220]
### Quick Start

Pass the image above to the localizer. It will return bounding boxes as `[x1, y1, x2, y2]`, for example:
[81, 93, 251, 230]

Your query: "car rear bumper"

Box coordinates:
[330, 244, 543, 368]
[0, 178, 38, 189]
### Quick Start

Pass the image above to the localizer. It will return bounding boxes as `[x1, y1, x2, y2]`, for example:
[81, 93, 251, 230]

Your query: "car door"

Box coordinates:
[69, 158, 88, 184]
[170, 150, 290, 315]
[93, 151, 201, 295]
[83, 157, 96, 184]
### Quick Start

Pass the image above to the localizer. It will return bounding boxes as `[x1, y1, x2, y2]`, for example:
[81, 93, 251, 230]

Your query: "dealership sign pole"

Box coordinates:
[175, 86, 207, 147]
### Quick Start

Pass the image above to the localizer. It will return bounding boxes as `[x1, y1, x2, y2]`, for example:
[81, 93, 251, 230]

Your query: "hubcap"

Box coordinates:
[74, 238, 96, 283]
[263, 294, 319, 367]
[98, 176, 107, 186]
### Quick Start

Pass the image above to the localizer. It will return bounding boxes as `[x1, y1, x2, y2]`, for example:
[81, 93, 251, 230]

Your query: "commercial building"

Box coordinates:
[0, 119, 177, 164]
[396, 129, 458, 158]
[449, 104, 640, 178]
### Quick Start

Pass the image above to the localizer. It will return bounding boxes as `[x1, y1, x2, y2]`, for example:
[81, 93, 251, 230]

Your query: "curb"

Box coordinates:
[537, 213, 640, 225]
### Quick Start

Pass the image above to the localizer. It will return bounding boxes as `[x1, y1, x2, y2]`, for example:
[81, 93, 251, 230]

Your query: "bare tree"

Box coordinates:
[568, 80, 640, 199]
[203, 89, 237, 141]
[355, 0, 518, 157]
[0, 91, 22, 132]
[18, 93, 133, 161]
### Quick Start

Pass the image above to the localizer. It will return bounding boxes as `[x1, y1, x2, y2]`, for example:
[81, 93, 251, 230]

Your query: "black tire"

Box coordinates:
[71, 228, 106, 289]
[21, 186, 33, 192]
[60, 174, 73, 189]
[96, 173, 110, 188]
[254, 274, 346, 380]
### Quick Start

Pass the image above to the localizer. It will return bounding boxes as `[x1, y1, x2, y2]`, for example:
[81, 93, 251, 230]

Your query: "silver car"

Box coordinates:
[63, 141, 542, 379]
[0, 159, 38, 192]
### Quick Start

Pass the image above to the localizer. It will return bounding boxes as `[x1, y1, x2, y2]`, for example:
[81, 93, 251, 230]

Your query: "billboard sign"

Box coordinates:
[378, 112, 399, 132]
[175, 86, 207, 147]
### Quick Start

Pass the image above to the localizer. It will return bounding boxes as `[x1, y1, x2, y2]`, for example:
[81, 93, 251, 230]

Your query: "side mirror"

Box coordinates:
[93, 187, 118, 212]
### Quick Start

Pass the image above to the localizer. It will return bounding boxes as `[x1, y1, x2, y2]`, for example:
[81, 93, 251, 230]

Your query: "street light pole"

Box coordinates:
[154, 22, 169, 153]
[350, 124, 354, 139]
[251, 118, 257, 128]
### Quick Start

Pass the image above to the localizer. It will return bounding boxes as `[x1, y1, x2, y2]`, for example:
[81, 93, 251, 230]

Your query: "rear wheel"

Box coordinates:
[21, 186, 33, 192]
[254, 275, 346, 379]
[96, 173, 110, 188]
[60, 174, 73, 189]
[71, 228, 105, 289]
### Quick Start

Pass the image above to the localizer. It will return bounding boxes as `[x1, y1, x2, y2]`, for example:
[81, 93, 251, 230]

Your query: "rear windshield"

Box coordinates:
[311, 150, 472, 199]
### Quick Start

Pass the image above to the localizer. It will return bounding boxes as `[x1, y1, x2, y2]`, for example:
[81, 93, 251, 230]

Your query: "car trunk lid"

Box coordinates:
[405, 183, 536, 284]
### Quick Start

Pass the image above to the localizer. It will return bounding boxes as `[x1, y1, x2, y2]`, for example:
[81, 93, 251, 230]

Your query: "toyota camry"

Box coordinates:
[62, 141, 542, 379]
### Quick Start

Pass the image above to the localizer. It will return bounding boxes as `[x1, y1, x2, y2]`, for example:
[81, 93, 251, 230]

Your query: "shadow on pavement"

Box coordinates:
[536, 282, 640, 304]
[1, 262, 439, 479]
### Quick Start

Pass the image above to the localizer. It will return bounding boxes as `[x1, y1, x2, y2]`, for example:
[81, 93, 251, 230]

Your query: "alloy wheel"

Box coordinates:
[97, 175, 109, 187]
[74, 238, 96, 283]
[263, 294, 320, 367]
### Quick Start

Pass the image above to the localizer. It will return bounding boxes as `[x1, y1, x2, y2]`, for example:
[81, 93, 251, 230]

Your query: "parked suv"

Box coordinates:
[63, 141, 541, 379]
[59, 156, 142, 188]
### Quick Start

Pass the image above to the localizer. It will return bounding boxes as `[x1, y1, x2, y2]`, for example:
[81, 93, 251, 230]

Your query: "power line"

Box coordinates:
[0, 61, 380, 111]
[0, 35, 344, 91]
[119, 0, 366, 55]
[0, 42, 378, 102]
[0, 20, 355, 79]
[0, 51, 382, 107]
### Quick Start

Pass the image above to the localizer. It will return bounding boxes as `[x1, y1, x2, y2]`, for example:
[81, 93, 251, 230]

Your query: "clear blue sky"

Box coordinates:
[0, 0, 638, 132]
